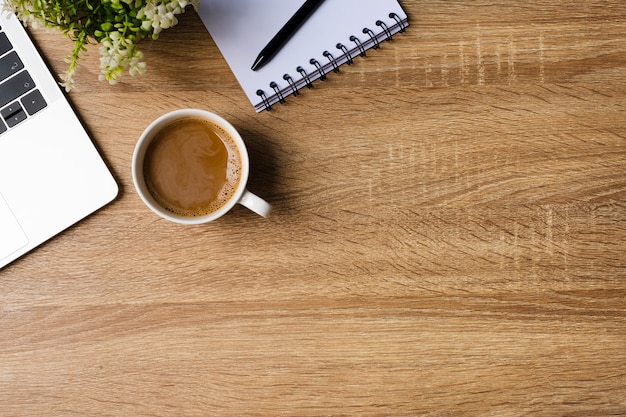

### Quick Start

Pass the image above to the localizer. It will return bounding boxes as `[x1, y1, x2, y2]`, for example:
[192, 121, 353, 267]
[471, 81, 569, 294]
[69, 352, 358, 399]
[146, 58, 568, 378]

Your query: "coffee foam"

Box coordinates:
[145, 118, 242, 218]
[188, 120, 241, 217]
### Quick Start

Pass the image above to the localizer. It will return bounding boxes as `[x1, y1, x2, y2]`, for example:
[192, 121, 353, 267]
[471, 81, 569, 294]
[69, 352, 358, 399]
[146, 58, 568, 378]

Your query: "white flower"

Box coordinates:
[59, 69, 76, 92]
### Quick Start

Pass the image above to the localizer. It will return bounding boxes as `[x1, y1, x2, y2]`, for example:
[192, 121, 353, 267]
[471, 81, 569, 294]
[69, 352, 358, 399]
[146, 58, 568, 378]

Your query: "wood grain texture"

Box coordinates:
[1, 1, 625, 415]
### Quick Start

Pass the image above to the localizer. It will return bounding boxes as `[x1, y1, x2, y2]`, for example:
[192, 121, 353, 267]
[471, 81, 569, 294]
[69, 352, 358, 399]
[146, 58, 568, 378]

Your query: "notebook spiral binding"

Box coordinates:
[255, 12, 408, 112]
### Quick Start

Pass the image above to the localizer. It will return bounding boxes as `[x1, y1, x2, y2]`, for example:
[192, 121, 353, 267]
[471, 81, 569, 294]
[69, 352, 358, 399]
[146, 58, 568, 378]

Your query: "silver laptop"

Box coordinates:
[0, 3, 118, 269]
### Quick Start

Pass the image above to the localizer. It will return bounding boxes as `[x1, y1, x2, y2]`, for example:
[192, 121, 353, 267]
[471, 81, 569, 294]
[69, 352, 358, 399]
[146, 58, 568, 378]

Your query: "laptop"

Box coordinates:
[0, 3, 118, 269]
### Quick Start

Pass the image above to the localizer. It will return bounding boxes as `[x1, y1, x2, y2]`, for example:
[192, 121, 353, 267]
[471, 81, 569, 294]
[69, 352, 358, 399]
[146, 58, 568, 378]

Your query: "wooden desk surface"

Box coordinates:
[2, 1, 625, 415]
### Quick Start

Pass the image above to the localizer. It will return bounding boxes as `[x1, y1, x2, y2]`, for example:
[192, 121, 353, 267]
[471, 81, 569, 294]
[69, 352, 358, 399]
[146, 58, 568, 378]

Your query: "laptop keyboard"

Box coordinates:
[0, 26, 47, 136]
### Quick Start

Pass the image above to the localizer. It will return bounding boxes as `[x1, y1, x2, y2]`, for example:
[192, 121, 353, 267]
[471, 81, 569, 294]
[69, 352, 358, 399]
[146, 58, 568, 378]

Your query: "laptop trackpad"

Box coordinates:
[0, 192, 28, 262]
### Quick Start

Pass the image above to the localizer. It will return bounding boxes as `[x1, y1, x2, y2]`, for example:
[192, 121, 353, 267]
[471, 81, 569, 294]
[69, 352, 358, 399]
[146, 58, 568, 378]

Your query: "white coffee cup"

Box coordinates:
[132, 109, 271, 224]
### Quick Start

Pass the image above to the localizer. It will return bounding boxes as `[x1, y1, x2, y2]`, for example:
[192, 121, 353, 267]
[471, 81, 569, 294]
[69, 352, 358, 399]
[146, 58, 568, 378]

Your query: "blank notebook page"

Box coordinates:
[198, 0, 408, 112]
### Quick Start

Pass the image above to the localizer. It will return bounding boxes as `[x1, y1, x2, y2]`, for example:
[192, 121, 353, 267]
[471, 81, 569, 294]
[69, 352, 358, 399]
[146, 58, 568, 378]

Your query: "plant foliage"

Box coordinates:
[3, 0, 199, 90]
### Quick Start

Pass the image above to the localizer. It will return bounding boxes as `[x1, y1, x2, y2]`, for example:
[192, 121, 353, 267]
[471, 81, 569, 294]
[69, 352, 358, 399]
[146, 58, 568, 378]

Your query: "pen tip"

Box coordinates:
[251, 55, 265, 71]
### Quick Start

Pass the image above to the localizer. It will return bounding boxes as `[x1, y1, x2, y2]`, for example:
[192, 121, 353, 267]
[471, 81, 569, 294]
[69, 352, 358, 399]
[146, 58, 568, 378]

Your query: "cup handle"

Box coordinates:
[238, 189, 272, 217]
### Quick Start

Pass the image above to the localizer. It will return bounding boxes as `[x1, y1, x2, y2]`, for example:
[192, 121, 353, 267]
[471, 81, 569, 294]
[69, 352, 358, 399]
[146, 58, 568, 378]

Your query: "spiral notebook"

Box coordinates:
[198, 0, 408, 112]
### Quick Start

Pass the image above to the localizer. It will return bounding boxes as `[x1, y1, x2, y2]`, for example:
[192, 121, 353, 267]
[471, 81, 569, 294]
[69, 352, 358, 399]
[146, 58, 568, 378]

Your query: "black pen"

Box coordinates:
[251, 0, 325, 71]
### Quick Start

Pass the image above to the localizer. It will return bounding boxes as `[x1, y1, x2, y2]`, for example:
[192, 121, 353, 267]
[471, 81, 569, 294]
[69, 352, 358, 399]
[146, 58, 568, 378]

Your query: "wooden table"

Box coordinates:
[2, 1, 625, 415]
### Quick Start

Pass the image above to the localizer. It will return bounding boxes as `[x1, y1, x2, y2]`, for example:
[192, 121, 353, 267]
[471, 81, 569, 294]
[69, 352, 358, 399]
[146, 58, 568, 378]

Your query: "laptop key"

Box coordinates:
[4, 108, 26, 128]
[0, 51, 24, 82]
[1, 100, 21, 117]
[0, 32, 12, 56]
[21, 89, 46, 115]
[1, 101, 26, 127]
[0, 70, 35, 108]
[0, 118, 6, 135]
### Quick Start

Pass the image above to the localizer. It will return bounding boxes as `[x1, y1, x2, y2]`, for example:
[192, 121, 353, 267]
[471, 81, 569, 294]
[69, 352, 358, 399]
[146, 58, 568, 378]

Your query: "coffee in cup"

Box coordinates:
[132, 109, 271, 224]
